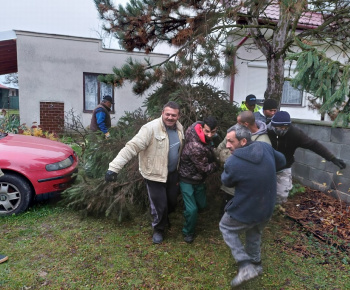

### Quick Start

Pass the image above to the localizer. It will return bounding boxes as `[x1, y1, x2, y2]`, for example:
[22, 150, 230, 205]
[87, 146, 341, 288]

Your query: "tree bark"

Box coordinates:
[265, 56, 285, 105]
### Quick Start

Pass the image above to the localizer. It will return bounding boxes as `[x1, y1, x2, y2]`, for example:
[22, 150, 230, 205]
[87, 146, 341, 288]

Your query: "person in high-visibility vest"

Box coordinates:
[240, 94, 262, 113]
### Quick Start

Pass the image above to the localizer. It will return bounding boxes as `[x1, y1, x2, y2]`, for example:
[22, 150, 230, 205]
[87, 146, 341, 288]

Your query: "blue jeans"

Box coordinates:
[219, 212, 268, 265]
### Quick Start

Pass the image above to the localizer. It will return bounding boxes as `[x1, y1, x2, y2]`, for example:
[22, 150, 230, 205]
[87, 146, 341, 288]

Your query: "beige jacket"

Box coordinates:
[108, 116, 184, 182]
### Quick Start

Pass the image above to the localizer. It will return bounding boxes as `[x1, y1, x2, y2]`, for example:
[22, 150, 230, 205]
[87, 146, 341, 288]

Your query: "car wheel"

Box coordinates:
[0, 173, 34, 216]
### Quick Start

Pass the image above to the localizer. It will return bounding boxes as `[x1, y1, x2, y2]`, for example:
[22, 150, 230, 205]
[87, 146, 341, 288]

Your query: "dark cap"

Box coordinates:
[263, 99, 278, 110]
[245, 94, 257, 106]
[102, 95, 114, 104]
[271, 111, 291, 127]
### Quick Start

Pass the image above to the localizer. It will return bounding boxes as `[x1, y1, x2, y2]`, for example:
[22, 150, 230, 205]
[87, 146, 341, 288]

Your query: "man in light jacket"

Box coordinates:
[105, 101, 184, 244]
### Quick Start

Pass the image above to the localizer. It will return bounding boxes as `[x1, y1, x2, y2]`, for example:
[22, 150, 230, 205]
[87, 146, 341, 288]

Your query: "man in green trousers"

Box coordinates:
[178, 116, 218, 243]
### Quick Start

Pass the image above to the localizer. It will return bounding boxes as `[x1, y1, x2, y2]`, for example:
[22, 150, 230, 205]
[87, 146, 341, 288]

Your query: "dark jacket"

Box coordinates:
[222, 142, 286, 224]
[90, 104, 111, 133]
[267, 124, 335, 169]
[179, 122, 217, 184]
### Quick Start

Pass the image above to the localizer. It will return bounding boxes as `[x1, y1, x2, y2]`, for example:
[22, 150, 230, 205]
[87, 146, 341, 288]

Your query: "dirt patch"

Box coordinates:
[283, 188, 350, 251]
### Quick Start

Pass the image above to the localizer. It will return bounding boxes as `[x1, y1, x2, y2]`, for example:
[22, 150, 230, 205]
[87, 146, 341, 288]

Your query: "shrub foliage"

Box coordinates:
[61, 84, 240, 221]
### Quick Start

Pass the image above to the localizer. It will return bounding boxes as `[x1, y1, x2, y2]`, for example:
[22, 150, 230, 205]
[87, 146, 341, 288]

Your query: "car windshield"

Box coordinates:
[0, 132, 8, 139]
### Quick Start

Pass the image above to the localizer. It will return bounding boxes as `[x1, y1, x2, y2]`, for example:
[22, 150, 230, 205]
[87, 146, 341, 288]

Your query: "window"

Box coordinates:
[281, 81, 303, 105]
[246, 63, 303, 106]
[83, 73, 114, 112]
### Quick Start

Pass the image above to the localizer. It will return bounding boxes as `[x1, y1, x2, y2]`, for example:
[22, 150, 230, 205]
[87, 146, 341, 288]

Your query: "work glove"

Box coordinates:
[331, 158, 346, 169]
[105, 170, 118, 182]
[105, 132, 111, 139]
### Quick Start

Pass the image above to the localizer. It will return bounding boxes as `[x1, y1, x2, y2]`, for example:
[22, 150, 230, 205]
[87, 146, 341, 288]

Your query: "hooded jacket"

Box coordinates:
[267, 123, 335, 169]
[179, 122, 217, 184]
[254, 109, 271, 124]
[215, 121, 271, 195]
[222, 142, 286, 224]
[252, 120, 271, 144]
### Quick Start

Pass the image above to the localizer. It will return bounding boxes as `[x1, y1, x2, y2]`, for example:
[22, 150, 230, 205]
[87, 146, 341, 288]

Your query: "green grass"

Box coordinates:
[1, 197, 350, 289]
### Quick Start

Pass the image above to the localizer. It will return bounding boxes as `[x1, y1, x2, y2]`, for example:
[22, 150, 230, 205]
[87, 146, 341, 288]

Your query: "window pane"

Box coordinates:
[100, 82, 113, 98]
[100, 82, 114, 110]
[282, 81, 302, 105]
[85, 75, 98, 110]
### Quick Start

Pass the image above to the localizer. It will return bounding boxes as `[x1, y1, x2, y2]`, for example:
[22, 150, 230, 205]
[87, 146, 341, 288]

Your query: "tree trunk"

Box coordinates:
[265, 56, 285, 108]
[248, 2, 295, 107]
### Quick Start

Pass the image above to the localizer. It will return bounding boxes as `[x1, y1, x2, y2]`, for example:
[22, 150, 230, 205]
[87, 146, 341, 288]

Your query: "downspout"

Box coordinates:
[230, 35, 249, 103]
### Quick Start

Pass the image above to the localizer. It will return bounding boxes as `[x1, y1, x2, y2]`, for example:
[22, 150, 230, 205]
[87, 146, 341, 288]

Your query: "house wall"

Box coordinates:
[292, 119, 350, 203]
[15, 31, 168, 129]
[223, 36, 347, 121]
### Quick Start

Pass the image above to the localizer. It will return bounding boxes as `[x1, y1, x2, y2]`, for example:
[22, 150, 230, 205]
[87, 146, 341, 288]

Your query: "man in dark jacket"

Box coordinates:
[179, 116, 218, 243]
[215, 111, 271, 215]
[220, 124, 286, 287]
[90, 95, 114, 138]
[267, 111, 346, 203]
[254, 98, 278, 124]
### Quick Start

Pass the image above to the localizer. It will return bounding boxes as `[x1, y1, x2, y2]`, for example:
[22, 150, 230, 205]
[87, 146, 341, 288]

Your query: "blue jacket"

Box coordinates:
[95, 108, 109, 133]
[90, 104, 111, 133]
[221, 141, 286, 224]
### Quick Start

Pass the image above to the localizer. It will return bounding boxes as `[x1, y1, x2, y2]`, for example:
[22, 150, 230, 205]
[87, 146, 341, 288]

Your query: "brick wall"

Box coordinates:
[292, 119, 350, 203]
[40, 102, 64, 133]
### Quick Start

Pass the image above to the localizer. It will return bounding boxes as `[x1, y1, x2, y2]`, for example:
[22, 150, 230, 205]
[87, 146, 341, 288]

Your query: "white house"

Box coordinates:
[0, 30, 168, 132]
[223, 4, 347, 121]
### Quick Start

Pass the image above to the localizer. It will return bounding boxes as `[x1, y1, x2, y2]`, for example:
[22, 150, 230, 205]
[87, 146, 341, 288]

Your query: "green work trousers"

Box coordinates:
[180, 181, 207, 236]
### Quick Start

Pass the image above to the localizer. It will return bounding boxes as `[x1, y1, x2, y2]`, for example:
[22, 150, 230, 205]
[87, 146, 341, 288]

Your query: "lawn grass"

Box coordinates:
[1, 196, 349, 289]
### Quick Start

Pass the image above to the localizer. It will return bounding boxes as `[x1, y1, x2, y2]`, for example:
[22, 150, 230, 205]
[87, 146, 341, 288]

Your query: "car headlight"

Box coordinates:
[46, 156, 74, 171]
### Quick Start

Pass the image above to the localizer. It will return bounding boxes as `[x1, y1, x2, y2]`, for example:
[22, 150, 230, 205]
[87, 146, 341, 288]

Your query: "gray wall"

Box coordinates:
[15, 30, 168, 128]
[292, 119, 350, 203]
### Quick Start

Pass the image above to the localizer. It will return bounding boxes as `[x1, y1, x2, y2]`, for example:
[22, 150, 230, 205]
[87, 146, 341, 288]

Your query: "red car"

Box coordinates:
[0, 132, 78, 216]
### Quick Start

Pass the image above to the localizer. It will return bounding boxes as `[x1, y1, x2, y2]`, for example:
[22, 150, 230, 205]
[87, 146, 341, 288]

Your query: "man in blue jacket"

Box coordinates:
[220, 124, 286, 288]
[90, 95, 114, 138]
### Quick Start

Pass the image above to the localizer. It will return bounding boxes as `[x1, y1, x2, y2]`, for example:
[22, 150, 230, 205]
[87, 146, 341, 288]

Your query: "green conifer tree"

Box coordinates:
[94, 0, 350, 124]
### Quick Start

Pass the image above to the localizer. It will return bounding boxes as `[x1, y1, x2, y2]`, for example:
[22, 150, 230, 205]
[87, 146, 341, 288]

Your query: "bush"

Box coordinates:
[61, 109, 149, 221]
[0, 114, 22, 133]
[20, 122, 58, 141]
[61, 82, 240, 221]
[0, 116, 58, 141]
